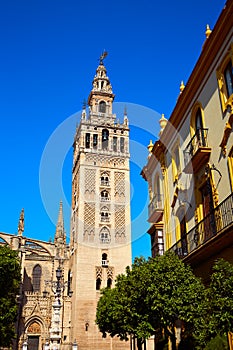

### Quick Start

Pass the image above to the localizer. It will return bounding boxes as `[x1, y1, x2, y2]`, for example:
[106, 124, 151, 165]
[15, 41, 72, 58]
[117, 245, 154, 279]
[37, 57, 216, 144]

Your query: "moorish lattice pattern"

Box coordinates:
[84, 202, 95, 242]
[115, 205, 125, 243]
[114, 172, 125, 201]
[85, 169, 96, 196]
[107, 266, 114, 279]
[96, 266, 102, 280]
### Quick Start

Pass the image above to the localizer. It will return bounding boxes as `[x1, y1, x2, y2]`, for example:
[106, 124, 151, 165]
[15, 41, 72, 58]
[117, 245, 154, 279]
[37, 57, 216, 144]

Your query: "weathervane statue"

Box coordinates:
[99, 50, 108, 65]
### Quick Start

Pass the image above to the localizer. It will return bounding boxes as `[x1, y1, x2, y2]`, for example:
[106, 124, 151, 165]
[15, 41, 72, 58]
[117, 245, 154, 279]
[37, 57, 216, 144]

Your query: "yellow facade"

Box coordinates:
[142, 0, 233, 283]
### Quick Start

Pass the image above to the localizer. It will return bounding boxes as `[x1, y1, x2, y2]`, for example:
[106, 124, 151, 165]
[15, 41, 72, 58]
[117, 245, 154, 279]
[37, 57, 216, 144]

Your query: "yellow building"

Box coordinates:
[141, 0, 233, 282]
[0, 55, 131, 350]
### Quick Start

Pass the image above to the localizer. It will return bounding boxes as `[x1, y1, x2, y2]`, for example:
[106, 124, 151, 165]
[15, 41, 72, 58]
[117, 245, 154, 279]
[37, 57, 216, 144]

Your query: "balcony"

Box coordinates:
[100, 180, 110, 187]
[100, 216, 110, 223]
[169, 192, 233, 259]
[102, 259, 109, 267]
[100, 196, 110, 202]
[183, 128, 211, 174]
[148, 194, 164, 223]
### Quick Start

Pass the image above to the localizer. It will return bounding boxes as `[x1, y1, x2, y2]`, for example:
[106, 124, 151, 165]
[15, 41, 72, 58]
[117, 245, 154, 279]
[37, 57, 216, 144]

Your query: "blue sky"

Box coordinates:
[0, 0, 225, 260]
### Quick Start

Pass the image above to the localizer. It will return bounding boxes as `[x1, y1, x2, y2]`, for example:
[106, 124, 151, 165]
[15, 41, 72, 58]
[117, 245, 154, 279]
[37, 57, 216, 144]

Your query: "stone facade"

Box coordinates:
[0, 56, 131, 350]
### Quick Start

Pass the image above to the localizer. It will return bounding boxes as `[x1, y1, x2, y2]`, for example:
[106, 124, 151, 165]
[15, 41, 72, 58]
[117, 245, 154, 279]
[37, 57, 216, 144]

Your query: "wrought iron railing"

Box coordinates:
[183, 128, 209, 165]
[170, 192, 233, 258]
[148, 194, 163, 217]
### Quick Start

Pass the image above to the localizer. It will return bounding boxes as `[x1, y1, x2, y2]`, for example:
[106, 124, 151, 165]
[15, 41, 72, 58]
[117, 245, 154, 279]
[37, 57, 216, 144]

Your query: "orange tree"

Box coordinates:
[0, 245, 21, 346]
[96, 252, 206, 350]
[195, 259, 233, 349]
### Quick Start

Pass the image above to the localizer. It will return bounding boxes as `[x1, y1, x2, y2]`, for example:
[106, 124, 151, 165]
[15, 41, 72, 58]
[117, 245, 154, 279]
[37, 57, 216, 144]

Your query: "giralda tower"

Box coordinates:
[69, 54, 132, 349]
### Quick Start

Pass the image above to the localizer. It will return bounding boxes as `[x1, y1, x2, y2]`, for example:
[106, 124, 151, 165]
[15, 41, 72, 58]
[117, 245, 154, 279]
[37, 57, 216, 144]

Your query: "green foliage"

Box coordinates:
[204, 334, 228, 350]
[194, 259, 233, 348]
[96, 257, 155, 343]
[96, 254, 233, 349]
[96, 252, 205, 348]
[0, 245, 21, 346]
[146, 252, 205, 349]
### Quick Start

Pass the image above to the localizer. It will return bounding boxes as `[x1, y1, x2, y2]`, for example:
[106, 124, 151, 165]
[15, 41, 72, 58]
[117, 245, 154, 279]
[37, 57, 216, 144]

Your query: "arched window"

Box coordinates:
[100, 175, 109, 186]
[32, 264, 42, 292]
[176, 207, 188, 257]
[67, 270, 72, 297]
[99, 101, 106, 113]
[153, 173, 162, 208]
[102, 129, 109, 149]
[224, 60, 233, 98]
[120, 137, 125, 153]
[102, 253, 108, 266]
[195, 108, 206, 146]
[85, 133, 90, 148]
[100, 190, 110, 201]
[100, 227, 111, 244]
[96, 278, 101, 290]
[217, 47, 233, 111]
[100, 206, 110, 222]
[113, 136, 117, 152]
[107, 278, 112, 288]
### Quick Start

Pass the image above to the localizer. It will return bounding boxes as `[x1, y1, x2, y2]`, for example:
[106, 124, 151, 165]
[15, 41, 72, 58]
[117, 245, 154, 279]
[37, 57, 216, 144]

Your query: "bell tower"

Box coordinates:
[69, 53, 132, 349]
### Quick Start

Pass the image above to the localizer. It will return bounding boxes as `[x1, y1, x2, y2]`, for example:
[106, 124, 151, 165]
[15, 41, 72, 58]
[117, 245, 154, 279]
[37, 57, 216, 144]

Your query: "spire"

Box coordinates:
[179, 81, 185, 94]
[87, 53, 115, 121]
[81, 99, 87, 120]
[159, 114, 168, 136]
[91, 61, 113, 94]
[55, 201, 66, 257]
[18, 208, 24, 236]
[124, 106, 128, 126]
[205, 24, 212, 39]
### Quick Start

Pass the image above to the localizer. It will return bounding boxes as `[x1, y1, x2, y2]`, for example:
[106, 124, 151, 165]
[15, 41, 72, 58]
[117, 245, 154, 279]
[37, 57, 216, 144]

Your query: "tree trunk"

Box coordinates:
[170, 333, 176, 350]
[137, 338, 143, 350]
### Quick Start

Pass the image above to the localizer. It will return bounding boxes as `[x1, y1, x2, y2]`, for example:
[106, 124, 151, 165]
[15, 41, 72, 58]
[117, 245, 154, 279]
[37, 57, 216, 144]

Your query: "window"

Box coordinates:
[102, 253, 108, 266]
[67, 270, 72, 297]
[217, 46, 233, 111]
[150, 226, 164, 258]
[100, 227, 111, 244]
[176, 208, 188, 256]
[195, 108, 206, 146]
[100, 190, 109, 201]
[93, 134, 98, 148]
[100, 175, 109, 186]
[228, 147, 233, 191]
[102, 129, 109, 149]
[100, 207, 110, 222]
[85, 133, 90, 148]
[99, 101, 106, 113]
[96, 278, 101, 290]
[120, 137, 125, 153]
[113, 136, 117, 152]
[32, 265, 42, 292]
[107, 278, 112, 288]
[153, 173, 162, 207]
[172, 143, 181, 183]
[224, 60, 233, 99]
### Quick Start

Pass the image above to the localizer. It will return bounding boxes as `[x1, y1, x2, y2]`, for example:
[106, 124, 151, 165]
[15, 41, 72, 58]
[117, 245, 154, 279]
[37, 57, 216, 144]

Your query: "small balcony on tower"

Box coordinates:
[183, 128, 211, 174]
[100, 176, 110, 187]
[100, 190, 110, 202]
[148, 194, 164, 223]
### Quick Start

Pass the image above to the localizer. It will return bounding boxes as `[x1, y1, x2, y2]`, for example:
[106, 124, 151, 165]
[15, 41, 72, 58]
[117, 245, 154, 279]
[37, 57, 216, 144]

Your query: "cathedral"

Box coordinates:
[0, 54, 132, 350]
